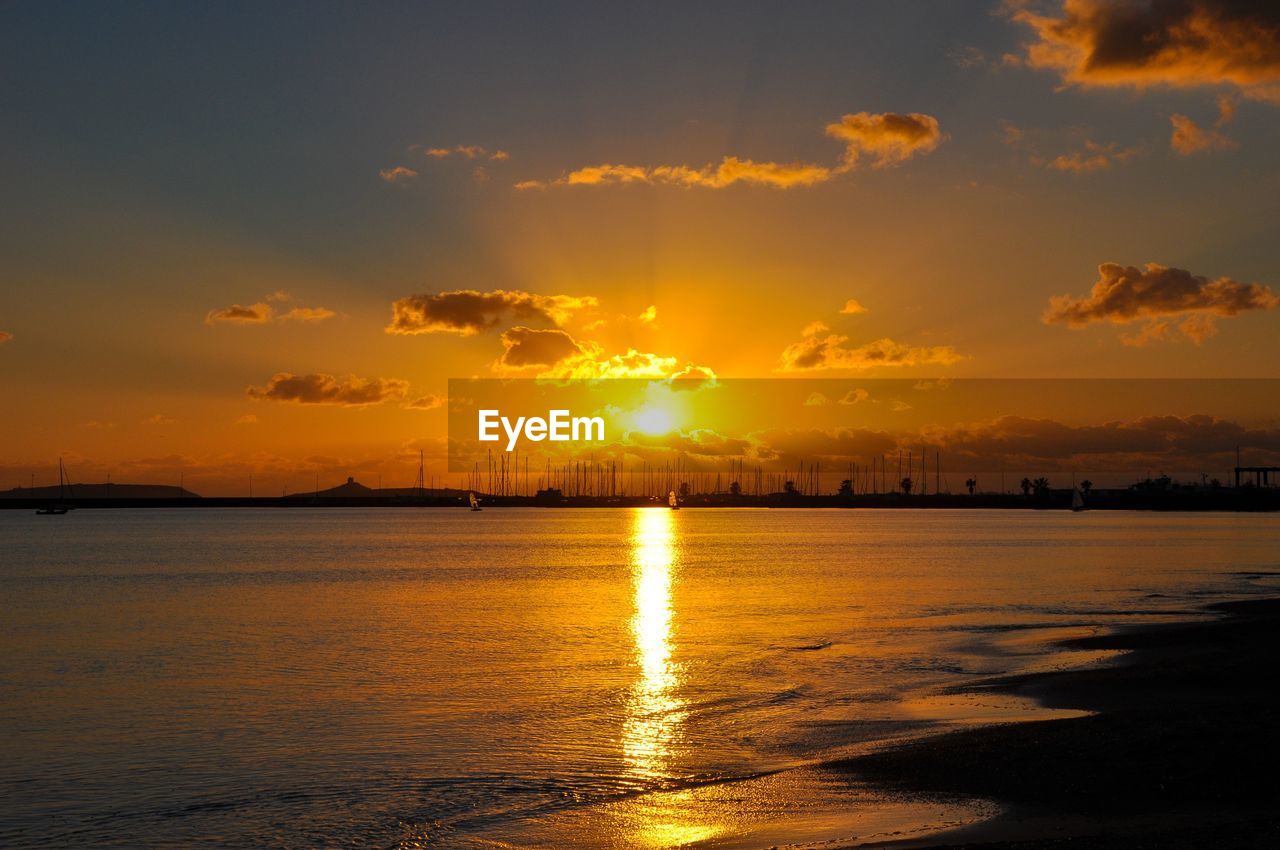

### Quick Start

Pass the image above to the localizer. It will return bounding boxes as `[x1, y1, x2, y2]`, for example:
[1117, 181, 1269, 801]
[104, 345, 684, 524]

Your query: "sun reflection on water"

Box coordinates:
[623, 507, 683, 781]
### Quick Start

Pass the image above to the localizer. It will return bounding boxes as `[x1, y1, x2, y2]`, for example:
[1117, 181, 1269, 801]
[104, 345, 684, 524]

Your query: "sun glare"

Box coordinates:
[632, 405, 675, 435]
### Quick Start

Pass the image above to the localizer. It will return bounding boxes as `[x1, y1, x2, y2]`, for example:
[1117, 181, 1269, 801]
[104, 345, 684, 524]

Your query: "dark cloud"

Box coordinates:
[496, 326, 584, 369]
[246, 373, 409, 406]
[626, 429, 752, 458]
[666, 363, 718, 391]
[386, 289, 597, 336]
[206, 303, 273, 325]
[1044, 262, 1279, 343]
[926, 414, 1280, 469]
[750, 427, 899, 463]
[1012, 0, 1280, 103]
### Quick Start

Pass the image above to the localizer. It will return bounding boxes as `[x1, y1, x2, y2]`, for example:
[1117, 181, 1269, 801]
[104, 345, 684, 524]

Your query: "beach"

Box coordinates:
[848, 596, 1280, 848]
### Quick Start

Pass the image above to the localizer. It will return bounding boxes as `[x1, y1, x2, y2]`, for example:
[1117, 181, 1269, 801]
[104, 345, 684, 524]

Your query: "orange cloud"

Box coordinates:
[1011, 0, 1280, 103]
[546, 347, 682, 380]
[386, 289, 597, 335]
[777, 322, 963, 372]
[839, 299, 868, 315]
[517, 111, 941, 190]
[540, 158, 834, 189]
[206, 299, 334, 326]
[1215, 92, 1238, 124]
[1048, 139, 1139, 172]
[1169, 113, 1237, 154]
[839, 388, 871, 405]
[403, 394, 445, 411]
[1001, 121, 1139, 171]
[379, 166, 418, 183]
[1120, 313, 1220, 347]
[1044, 262, 1280, 343]
[824, 111, 943, 169]
[247, 373, 409, 406]
[278, 306, 337, 322]
[424, 145, 509, 161]
[144, 414, 176, 425]
[495, 329, 713, 381]
[0, 331, 12, 344]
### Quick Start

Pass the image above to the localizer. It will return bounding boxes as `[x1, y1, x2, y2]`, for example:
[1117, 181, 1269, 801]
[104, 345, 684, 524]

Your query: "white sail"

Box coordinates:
[1072, 488, 1085, 511]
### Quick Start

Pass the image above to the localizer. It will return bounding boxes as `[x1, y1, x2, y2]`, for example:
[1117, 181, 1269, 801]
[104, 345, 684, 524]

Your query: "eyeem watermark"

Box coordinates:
[478, 409, 605, 452]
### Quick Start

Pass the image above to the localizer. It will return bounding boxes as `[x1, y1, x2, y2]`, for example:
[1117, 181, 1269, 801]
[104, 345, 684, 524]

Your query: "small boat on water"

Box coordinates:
[1071, 487, 1087, 512]
[668, 490, 680, 510]
[469, 492, 482, 511]
[36, 458, 74, 516]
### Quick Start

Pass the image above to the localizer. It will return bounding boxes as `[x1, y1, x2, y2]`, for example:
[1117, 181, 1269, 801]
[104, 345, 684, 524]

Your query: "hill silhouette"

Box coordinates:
[0, 482, 199, 499]
[285, 476, 467, 499]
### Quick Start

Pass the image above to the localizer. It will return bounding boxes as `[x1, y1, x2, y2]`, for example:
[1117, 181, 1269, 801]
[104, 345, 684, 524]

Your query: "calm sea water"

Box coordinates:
[2, 508, 1278, 848]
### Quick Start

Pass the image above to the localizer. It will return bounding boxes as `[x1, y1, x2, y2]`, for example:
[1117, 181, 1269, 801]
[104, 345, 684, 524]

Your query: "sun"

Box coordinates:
[632, 405, 676, 435]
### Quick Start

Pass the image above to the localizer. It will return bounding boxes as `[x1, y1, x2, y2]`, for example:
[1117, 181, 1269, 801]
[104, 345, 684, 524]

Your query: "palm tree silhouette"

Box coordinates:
[965, 477, 977, 496]
[1020, 477, 1032, 497]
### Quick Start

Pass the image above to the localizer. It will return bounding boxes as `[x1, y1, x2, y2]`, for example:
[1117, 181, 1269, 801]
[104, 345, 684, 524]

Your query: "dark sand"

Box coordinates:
[840, 599, 1280, 848]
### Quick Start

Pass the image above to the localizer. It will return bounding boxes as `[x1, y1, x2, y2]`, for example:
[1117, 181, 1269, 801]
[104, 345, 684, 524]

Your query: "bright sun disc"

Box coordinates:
[633, 406, 675, 435]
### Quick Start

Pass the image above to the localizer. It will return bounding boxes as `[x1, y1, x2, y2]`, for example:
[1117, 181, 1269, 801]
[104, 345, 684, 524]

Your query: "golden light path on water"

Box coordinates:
[624, 507, 682, 777]
[618, 508, 722, 847]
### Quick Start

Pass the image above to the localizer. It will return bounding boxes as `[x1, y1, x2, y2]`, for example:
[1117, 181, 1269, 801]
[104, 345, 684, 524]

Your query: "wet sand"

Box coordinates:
[840, 598, 1280, 848]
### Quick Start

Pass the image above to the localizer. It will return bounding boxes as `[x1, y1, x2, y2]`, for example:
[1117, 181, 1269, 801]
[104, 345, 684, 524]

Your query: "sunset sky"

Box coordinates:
[2, 1, 1279, 493]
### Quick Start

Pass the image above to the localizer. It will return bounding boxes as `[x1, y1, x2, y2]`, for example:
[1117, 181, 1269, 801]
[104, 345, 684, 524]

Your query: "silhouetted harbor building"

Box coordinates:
[1235, 466, 1280, 489]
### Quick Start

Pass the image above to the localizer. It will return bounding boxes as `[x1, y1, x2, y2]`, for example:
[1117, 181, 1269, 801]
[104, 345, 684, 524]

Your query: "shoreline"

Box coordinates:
[840, 598, 1280, 848]
[3, 493, 1278, 511]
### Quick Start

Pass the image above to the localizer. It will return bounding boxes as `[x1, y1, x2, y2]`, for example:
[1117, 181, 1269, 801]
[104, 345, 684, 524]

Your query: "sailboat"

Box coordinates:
[469, 492, 482, 511]
[668, 490, 680, 510]
[36, 458, 73, 515]
[1071, 487, 1086, 512]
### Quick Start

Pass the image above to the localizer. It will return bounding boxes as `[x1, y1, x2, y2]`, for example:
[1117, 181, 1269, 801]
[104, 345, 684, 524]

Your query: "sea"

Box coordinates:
[2, 508, 1277, 848]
